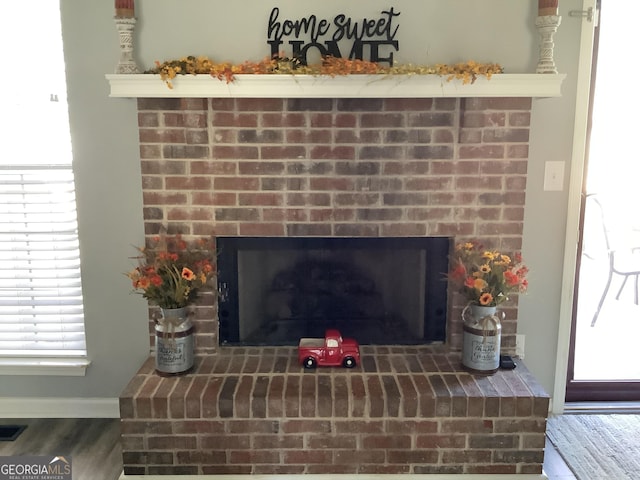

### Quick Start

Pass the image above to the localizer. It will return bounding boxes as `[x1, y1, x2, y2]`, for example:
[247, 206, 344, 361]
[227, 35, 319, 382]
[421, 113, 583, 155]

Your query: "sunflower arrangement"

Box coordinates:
[448, 241, 528, 307]
[126, 234, 215, 309]
[146, 55, 503, 88]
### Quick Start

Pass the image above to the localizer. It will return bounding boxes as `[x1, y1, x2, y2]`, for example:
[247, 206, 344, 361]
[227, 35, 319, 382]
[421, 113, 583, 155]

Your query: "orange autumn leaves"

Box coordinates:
[147, 55, 503, 88]
[150, 55, 386, 87]
[126, 234, 215, 309]
[448, 241, 528, 307]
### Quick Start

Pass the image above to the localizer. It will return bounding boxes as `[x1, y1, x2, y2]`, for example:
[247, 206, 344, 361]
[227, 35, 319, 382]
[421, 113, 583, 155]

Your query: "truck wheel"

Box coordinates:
[343, 356, 356, 368]
[303, 357, 317, 369]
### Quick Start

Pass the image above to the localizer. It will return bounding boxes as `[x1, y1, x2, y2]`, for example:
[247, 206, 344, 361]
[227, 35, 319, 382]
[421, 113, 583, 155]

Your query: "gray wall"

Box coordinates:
[2, 0, 583, 401]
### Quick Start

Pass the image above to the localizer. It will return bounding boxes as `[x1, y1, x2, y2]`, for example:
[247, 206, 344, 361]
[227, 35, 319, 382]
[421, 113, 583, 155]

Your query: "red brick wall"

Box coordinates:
[137, 96, 531, 354]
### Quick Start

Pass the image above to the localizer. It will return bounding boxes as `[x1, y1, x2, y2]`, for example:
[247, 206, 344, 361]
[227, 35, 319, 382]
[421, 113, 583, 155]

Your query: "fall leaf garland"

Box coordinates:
[146, 55, 504, 89]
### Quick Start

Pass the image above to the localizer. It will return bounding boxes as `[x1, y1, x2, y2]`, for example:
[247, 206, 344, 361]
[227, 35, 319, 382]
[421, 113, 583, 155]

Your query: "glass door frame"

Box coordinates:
[564, 0, 640, 402]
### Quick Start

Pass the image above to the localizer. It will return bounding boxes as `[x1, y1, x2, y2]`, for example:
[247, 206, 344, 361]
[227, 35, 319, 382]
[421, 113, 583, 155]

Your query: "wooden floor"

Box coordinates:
[0, 418, 122, 480]
[544, 437, 576, 480]
[0, 418, 572, 479]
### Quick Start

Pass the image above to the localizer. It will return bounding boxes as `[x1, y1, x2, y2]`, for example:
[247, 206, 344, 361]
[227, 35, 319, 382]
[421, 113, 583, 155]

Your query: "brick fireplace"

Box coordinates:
[137, 95, 532, 354]
[120, 92, 550, 476]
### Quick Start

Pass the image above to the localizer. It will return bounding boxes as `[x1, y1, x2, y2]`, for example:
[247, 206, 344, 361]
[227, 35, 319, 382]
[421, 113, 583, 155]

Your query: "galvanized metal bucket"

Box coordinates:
[155, 307, 194, 375]
[461, 304, 502, 374]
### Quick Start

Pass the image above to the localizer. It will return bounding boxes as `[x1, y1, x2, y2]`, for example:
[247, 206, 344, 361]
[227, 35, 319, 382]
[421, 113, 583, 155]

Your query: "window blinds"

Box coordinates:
[0, 166, 87, 357]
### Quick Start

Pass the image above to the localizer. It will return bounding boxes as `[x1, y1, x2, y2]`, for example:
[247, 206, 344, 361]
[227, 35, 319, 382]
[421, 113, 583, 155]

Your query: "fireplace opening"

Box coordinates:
[216, 237, 450, 346]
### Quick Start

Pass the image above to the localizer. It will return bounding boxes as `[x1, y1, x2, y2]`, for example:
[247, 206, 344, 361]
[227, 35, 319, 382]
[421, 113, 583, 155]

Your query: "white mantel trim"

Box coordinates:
[106, 73, 565, 99]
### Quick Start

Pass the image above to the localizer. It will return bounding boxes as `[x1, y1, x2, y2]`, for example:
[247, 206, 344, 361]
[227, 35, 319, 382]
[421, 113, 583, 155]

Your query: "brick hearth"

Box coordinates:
[120, 94, 548, 475]
[120, 347, 549, 475]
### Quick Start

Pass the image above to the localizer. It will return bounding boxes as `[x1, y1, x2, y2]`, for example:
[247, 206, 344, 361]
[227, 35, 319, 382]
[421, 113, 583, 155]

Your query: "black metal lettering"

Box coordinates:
[359, 40, 399, 66]
[290, 40, 330, 65]
[268, 39, 283, 58]
[348, 40, 363, 60]
[268, 7, 332, 44]
[380, 8, 401, 40]
[323, 40, 343, 59]
[267, 7, 402, 63]
[268, 7, 284, 42]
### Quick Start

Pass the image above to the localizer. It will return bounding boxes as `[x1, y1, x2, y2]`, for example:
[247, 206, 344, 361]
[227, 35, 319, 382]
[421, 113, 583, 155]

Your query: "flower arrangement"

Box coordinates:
[448, 241, 528, 307]
[126, 234, 215, 309]
[146, 55, 503, 88]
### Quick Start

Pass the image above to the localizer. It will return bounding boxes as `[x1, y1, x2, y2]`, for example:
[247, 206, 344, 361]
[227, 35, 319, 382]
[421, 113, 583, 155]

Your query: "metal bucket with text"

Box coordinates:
[462, 304, 503, 374]
[155, 307, 194, 375]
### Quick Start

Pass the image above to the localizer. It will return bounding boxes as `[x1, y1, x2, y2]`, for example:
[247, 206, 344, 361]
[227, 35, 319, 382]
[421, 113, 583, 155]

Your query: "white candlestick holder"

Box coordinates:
[114, 17, 141, 74]
[536, 15, 561, 74]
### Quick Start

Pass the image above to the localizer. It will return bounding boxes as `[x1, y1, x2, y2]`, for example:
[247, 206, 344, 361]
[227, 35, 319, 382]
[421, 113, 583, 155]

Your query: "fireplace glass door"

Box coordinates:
[217, 237, 449, 346]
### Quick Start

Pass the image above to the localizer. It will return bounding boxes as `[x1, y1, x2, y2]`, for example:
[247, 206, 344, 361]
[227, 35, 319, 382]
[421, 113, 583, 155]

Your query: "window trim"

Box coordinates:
[0, 357, 90, 376]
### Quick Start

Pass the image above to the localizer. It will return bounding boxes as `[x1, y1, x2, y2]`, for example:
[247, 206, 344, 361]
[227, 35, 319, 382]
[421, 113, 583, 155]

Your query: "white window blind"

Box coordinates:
[0, 1, 87, 363]
[0, 167, 86, 357]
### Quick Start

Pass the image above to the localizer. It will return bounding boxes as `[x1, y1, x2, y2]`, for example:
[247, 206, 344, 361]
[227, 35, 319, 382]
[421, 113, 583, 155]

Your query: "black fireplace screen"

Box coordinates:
[216, 237, 449, 346]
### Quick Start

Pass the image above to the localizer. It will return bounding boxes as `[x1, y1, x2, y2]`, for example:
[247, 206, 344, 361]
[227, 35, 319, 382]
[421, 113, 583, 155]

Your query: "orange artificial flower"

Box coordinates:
[126, 233, 215, 309]
[479, 293, 494, 306]
[181, 267, 195, 281]
[447, 240, 528, 307]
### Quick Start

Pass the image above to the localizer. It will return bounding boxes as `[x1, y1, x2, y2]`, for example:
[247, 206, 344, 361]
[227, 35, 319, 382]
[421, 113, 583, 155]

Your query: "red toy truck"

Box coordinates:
[298, 329, 360, 368]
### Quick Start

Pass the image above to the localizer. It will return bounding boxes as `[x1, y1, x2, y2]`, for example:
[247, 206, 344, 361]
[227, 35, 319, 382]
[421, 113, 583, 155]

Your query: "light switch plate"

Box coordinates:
[543, 161, 564, 191]
[516, 334, 525, 359]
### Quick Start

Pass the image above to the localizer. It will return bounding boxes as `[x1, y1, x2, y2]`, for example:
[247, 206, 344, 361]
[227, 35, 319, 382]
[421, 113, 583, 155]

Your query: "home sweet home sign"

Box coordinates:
[266, 6, 401, 65]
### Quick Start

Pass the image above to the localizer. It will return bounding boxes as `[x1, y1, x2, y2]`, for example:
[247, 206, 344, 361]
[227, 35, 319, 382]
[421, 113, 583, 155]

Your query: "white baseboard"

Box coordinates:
[0, 397, 119, 418]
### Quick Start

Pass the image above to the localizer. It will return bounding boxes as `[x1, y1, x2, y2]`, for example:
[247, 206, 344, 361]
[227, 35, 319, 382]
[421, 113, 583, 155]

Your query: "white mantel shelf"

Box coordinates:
[106, 73, 565, 99]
